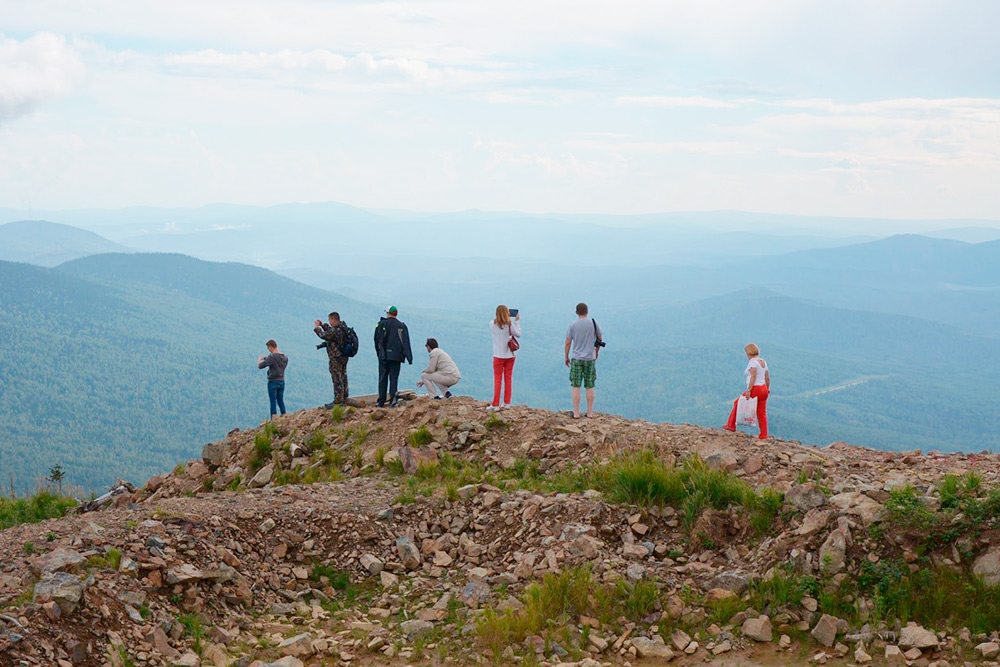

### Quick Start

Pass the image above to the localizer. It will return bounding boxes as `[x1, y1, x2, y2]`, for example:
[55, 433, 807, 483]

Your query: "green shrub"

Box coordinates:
[0, 490, 77, 530]
[484, 413, 510, 431]
[406, 426, 434, 447]
[330, 404, 345, 423]
[308, 430, 327, 450]
[177, 613, 205, 655]
[249, 431, 273, 472]
[88, 547, 123, 571]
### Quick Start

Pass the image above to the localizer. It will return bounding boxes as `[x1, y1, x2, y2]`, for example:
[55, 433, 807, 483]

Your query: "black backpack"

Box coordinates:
[341, 327, 359, 358]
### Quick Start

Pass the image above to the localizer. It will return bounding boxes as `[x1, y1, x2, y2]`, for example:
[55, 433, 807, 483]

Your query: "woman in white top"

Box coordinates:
[489, 305, 521, 411]
[724, 343, 771, 439]
[417, 338, 462, 399]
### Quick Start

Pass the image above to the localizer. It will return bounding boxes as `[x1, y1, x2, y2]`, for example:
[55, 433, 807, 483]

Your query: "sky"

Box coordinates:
[1, 0, 999, 220]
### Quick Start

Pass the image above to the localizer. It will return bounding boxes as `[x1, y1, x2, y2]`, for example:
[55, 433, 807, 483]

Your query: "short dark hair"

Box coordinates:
[266, 339, 277, 348]
[328, 312, 339, 320]
[425, 338, 438, 350]
[576, 302, 588, 316]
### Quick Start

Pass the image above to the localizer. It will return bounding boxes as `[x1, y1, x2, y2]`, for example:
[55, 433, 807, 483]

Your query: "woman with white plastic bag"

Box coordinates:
[724, 343, 771, 439]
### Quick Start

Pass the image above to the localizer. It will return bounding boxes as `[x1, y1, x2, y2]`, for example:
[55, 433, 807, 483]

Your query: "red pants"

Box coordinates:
[726, 385, 769, 439]
[492, 357, 515, 406]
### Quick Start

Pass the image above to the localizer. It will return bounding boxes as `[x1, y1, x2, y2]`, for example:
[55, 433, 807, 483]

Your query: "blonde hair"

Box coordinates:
[494, 305, 511, 328]
[745, 343, 760, 357]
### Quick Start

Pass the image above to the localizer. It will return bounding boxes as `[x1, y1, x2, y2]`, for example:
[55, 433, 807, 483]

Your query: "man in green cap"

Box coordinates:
[374, 306, 413, 407]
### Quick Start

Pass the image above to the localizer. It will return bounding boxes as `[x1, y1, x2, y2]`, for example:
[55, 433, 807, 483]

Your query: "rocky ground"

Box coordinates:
[3, 397, 1000, 666]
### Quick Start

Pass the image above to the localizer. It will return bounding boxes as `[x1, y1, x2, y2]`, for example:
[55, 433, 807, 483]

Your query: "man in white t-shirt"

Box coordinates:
[564, 302, 603, 418]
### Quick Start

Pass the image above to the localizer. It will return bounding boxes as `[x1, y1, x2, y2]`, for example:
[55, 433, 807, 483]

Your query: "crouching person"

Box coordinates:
[417, 338, 461, 399]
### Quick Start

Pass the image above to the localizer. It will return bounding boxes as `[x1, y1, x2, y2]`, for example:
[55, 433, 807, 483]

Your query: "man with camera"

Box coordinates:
[564, 302, 604, 419]
[314, 312, 352, 407]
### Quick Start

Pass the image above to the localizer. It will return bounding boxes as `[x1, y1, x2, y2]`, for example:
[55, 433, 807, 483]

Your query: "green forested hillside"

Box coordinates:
[3, 252, 1000, 494]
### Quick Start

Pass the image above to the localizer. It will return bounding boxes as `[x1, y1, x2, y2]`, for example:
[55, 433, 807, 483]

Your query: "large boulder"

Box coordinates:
[201, 440, 229, 468]
[899, 623, 938, 650]
[397, 446, 439, 474]
[810, 614, 841, 647]
[631, 637, 675, 659]
[742, 615, 773, 642]
[30, 548, 85, 576]
[787, 483, 827, 511]
[33, 571, 87, 615]
[828, 492, 884, 526]
[973, 548, 1000, 587]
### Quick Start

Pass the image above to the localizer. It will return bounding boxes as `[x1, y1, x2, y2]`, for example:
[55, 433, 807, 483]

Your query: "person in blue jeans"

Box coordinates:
[258, 339, 288, 418]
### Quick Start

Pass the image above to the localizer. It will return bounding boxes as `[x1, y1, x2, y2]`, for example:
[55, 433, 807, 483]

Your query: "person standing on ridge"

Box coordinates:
[257, 339, 288, 419]
[417, 338, 461, 399]
[314, 312, 352, 408]
[374, 306, 412, 407]
[725, 343, 771, 439]
[564, 302, 603, 419]
[489, 305, 521, 411]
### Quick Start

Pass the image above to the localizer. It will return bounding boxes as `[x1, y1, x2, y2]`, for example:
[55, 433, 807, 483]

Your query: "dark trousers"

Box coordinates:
[377, 360, 402, 404]
[267, 380, 286, 416]
[329, 358, 349, 404]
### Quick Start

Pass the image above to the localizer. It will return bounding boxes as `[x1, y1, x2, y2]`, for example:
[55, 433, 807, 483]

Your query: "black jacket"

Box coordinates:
[374, 317, 412, 364]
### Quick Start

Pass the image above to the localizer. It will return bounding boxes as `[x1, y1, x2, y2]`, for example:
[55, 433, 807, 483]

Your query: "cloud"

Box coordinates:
[0, 32, 84, 124]
[616, 95, 743, 109]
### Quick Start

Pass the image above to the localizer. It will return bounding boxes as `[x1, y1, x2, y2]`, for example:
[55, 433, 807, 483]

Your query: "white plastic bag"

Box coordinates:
[736, 395, 758, 427]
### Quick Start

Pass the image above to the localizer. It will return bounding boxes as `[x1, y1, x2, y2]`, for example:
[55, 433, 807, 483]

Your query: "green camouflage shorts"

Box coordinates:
[569, 359, 597, 389]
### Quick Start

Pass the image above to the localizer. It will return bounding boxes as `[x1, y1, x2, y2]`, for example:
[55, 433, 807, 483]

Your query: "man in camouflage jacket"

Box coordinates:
[314, 312, 350, 407]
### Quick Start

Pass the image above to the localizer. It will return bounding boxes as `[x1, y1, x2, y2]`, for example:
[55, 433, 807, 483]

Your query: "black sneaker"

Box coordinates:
[389, 396, 400, 408]
[376, 401, 385, 408]
[322, 402, 334, 409]
[444, 391, 453, 399]
[433, 395, 442, 400]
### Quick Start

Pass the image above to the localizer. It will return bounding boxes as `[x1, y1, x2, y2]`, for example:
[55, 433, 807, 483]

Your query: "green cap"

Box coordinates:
[386, 305, 398, 315]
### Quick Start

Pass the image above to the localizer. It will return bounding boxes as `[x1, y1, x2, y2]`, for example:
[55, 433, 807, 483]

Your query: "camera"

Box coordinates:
[595, 339, 606, 349]
[316, 341, 329, 350]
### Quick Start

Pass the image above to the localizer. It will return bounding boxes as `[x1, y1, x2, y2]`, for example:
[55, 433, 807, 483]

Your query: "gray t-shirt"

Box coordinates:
[566, 317, 602, 361]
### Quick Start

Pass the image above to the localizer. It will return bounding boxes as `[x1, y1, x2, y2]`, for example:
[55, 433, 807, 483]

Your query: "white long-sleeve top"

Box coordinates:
[490, 320, 522, 359]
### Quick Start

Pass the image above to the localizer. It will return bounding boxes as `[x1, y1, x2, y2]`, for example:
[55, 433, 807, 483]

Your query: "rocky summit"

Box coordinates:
[3, 397, 1000, 666]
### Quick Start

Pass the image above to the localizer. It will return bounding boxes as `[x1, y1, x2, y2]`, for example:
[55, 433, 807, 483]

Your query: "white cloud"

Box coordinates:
[616, 95, 743, 109]
[0, 32, 85, 124]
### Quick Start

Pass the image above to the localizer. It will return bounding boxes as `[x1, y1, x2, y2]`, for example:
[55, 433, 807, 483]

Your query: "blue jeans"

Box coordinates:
[267, 381, 286, 416]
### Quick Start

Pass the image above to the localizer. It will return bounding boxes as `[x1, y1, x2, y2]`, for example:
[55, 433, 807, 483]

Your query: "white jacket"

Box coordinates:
[424, 348, 461, 380]
[490, 320, 522, 359]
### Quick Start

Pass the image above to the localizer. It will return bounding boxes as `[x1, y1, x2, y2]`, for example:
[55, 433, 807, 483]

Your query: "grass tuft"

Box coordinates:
[0, 490, 77, 530]
[406, 425, 434, 447]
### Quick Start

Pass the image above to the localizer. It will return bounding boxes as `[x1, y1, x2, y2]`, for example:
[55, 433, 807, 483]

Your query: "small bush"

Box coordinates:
[0, 491, 77, 530]
[330, 404, 345, 423]
[88, 547, 123, 571]
[308, 430, 327, 450]
[249, 431, 273, 472]
[484, 413, 510, 431]
[406, 426, 434, 447]
[177, 613, 205, 655]
[885, 485, 938, 530]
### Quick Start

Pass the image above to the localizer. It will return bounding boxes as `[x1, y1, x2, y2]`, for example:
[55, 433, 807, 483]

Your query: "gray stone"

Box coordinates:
[810, 614, 841, 647]
[165, 564, 206, 585]
[359, 554, 384, 576]
[30, 548, 86, 576]
[707, 571, 749, 595]
[456, 484, 479, 500]
[626, 563, 646, 581]
[976, 642, 1000, 659]
[828, 492, 884, 526]
[400, 619, 434, 639]
[704, 452, 739, 471]
[397, 446, 439, 475]
[973, 548, 1000, 587]
[631, 637, 675, 659]
[460, 580, 491, 608]
[898, 623, 938, 650]
[277, 633, 314, 657]
[249, 464, 274, 488]
[819, 526, 849, 574]
[742, 615, 773, 642]
[787, 483, 827, 511]
[396, 536, 422, 570]
[33, 571, 87, 615]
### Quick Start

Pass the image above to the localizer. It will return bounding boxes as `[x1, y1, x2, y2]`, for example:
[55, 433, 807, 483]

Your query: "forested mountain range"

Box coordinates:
[4, 214, 1000, 493]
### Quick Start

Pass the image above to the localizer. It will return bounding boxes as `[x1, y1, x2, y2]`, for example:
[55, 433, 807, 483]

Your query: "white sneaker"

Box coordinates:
[486, 405, 500, 413]
[501, 404, 512, 410]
